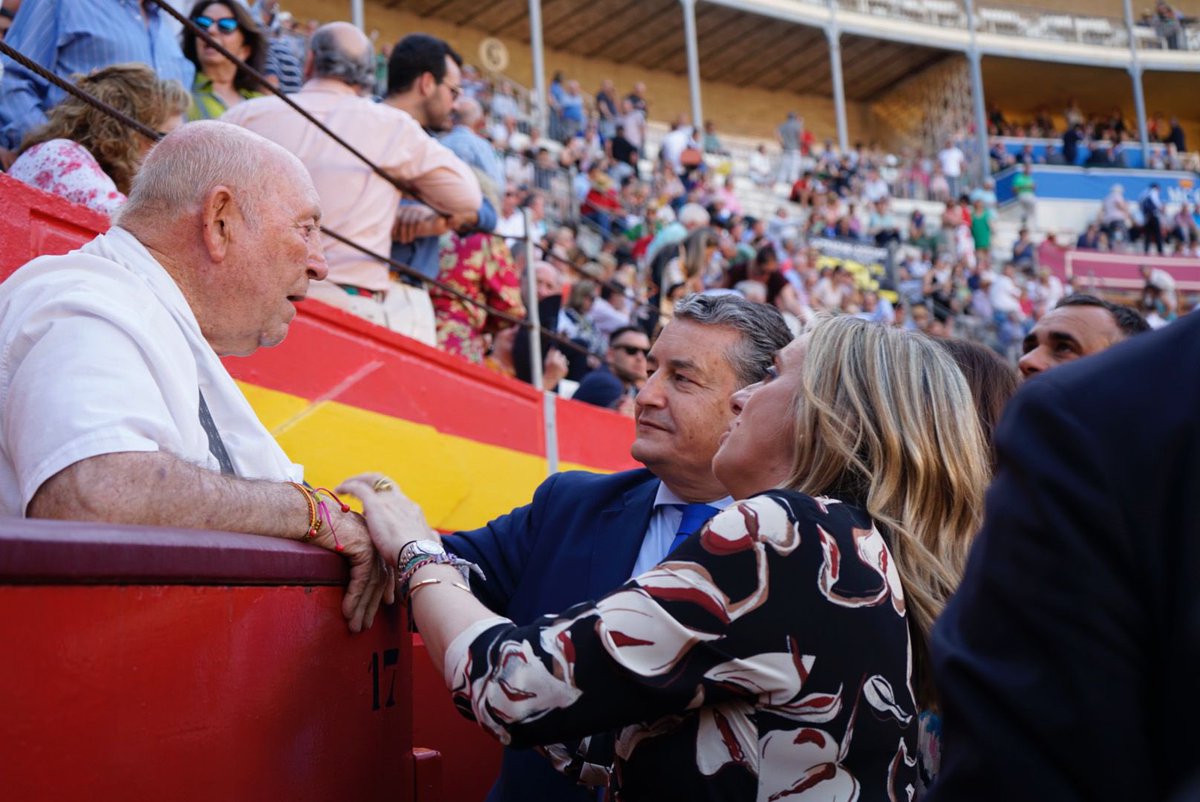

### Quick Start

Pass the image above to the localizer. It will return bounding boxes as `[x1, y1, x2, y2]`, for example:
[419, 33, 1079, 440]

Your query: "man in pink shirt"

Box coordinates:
[222, 21, 480, 344]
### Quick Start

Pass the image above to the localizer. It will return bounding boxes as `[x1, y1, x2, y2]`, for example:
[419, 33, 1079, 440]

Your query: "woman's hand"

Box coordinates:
[337, 473, 440, 568]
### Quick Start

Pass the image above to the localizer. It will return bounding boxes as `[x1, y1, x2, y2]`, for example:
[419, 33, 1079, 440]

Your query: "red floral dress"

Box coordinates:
[432, 232, 525, 364]
[8, 139, 125, 215]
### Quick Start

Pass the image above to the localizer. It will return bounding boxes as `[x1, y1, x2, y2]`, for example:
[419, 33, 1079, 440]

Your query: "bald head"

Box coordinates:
[309, 22, 375, 91]
[452, 96, 484, 131]
[115, 120, 312, 231]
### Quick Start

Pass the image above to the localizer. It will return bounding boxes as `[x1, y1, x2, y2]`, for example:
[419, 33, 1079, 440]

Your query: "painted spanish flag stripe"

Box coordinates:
[239, 381, 612, 532]
[224, 304, 638, 471]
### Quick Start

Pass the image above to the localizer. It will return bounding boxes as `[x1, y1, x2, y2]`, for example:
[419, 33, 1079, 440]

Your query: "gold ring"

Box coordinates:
[373, 478, 395, 493]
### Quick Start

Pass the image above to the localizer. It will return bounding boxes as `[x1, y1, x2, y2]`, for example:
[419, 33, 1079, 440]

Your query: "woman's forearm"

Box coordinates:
[409, 563, 506, 674]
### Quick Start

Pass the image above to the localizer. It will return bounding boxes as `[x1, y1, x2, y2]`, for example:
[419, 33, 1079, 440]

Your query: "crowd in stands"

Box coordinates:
[0, 0, 1194, 418]
[987, 101, 1196, 172]
[5, 5, 1200, 801]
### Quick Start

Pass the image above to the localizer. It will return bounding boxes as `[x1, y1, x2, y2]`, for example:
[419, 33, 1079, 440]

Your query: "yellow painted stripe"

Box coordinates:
[239, 383, 606, 531]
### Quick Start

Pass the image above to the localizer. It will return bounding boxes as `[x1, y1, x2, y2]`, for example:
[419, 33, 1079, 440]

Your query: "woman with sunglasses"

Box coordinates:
[181, 1, 266, 121]
[342, 315, 991, 800]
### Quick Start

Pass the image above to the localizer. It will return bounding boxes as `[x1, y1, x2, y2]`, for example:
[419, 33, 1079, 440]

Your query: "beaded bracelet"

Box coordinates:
[287, 481, 319, 539]
[287, 482, 353, 552]
[397, 553, 486, 599]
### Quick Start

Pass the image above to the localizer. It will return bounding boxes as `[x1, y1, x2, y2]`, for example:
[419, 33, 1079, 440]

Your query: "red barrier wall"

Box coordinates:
[0, 520, 414, 801]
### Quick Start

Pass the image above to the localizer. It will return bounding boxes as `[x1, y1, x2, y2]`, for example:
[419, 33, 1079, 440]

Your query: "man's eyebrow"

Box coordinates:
[1045, 330, 1082, 348]
[666, 356, 703, 375]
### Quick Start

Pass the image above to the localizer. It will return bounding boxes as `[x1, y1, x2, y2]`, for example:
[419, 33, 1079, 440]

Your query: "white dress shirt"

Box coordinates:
[629, 482, 734, 577]
[0, 227, 301, 515]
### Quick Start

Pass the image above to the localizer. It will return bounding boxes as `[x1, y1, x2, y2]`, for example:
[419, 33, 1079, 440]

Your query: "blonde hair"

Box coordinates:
[786, 316, 990, 709]
[19, 63, 191, 195]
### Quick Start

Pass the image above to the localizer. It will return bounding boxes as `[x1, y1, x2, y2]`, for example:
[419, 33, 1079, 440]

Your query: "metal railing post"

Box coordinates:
[522, 209, 544, 394]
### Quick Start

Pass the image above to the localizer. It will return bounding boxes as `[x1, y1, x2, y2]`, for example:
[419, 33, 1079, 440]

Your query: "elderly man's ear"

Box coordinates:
[201, 185, 239, 263]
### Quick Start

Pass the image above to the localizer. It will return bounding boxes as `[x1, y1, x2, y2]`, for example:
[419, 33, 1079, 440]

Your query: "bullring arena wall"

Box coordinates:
[0, 172, 640, 800]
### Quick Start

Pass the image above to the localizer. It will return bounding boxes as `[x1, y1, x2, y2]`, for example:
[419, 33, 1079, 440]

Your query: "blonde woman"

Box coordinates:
[9, 64, 190, 215]
[344, 316, 989, 801]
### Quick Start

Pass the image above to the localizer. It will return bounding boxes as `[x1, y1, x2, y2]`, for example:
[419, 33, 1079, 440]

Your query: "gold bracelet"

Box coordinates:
[405, 577, 472, 602]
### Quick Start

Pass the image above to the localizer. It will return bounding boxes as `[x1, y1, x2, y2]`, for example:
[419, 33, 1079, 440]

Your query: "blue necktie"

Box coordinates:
[668, 503, 720, 556]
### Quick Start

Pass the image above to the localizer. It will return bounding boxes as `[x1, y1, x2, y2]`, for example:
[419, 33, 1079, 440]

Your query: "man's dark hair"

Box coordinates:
[387, 34, 463, 96]
[608, 325, 645, 346]
[672, 294, 793, 387]
[1056, 294, 1151, 337]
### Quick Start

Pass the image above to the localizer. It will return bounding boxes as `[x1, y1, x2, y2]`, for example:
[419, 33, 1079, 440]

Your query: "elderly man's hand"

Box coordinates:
[392, 204, 448, 243]
[310, 503, 394, 633]
[338, 473, 440, 567]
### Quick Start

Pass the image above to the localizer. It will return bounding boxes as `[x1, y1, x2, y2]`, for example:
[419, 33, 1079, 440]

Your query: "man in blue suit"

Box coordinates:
[929, 311, 1200, 801]
[445, 294, 792, 802]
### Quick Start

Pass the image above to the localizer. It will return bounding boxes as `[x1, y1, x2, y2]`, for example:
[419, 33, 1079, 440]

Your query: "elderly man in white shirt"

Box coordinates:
[0, 121, 390, 632]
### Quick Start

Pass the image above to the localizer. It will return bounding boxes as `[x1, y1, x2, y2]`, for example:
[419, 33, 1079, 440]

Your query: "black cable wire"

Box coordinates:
[144, 0, 413, 197]
[0, 37, 594, 362]
[0, 40, 160, 141]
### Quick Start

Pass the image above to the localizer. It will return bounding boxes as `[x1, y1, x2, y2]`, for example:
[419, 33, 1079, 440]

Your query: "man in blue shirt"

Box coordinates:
[0, 0, 194, 151]
[440, 96, 505, 194]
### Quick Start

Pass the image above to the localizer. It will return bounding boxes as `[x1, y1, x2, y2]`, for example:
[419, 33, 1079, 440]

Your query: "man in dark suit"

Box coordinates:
[929, 311, 1200, 801]
[446, 294, 792, 802]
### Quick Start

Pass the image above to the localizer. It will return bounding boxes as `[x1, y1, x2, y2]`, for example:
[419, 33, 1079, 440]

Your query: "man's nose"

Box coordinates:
[1018, 349, 1047, 379]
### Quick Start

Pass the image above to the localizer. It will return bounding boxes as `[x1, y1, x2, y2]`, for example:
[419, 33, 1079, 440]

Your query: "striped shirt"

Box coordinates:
[0, 0, 195, 149]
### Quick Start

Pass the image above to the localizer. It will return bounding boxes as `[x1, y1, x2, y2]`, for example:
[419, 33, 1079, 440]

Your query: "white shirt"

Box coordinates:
[659, 126, 694, 173]
[938, 146, 965, 178]
[495, 210, 528, 248]
[989, 272, 1022, 314]
[0, 228, 301, 515]
[748, 150, 771, 179]
[629, 481, 733, 577]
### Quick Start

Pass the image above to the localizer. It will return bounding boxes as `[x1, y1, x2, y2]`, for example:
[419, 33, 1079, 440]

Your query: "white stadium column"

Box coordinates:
[963, 0, 991, 185]
[681, 0, 704, 132]
[1123, 0, 1151, 165]
[825, 6, 849, 155]
[529, 0, 548, 134]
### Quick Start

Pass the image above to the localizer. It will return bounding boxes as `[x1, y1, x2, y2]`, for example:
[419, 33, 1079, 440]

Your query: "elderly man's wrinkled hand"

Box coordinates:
[337, 473, 440, 568]
[308, 505, 392, 633]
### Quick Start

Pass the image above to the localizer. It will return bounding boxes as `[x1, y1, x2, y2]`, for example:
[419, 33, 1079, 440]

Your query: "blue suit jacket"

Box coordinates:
[929, 311, 1200, 801]
[444, 468, 659, 802]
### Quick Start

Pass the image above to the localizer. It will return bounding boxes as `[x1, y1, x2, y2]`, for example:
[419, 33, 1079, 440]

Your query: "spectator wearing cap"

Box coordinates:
[572, 325, 650, 417]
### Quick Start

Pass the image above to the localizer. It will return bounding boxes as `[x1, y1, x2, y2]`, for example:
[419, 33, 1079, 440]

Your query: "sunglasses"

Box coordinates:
[194, 15, 239, 34]
[614, 344, 650, 357]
